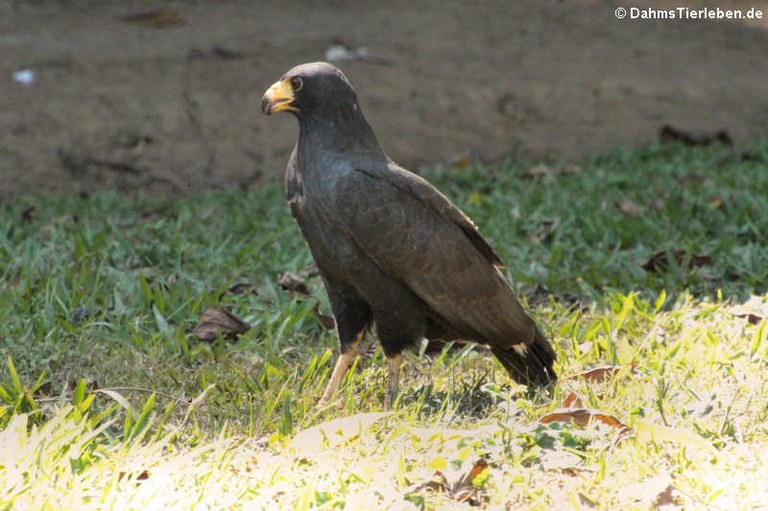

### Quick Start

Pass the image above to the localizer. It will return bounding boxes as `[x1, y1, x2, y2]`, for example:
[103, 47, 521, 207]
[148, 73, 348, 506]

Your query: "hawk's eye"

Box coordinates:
[290, 76, 303, 91]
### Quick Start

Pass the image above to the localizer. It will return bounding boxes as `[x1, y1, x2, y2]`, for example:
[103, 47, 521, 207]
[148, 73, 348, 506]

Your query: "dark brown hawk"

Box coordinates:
[262, 62, 556, 407]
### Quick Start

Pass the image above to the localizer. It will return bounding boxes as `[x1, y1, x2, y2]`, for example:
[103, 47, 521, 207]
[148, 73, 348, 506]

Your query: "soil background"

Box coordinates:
[1, 0, 767, 199]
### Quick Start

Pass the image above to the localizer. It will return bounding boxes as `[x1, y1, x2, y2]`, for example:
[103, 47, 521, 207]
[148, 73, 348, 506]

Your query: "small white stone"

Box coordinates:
[12, 69, 35, 85]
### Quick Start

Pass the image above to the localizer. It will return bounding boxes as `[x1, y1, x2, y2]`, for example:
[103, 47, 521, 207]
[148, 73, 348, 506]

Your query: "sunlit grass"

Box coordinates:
[1, 141, 767, 509]
[2, 295, 766, 509]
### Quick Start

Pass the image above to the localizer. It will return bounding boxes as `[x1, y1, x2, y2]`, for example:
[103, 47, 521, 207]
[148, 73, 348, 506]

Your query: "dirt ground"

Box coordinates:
[1, 0, 767, 199]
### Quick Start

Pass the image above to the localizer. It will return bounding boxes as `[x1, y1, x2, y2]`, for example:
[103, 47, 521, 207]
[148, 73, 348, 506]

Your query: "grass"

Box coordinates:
[1, 140, 767, 509]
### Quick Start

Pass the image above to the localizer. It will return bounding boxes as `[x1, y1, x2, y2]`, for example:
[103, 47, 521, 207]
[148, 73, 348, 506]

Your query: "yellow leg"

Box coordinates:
[317, 331, 364, 409]
[385, 354, 403, 409]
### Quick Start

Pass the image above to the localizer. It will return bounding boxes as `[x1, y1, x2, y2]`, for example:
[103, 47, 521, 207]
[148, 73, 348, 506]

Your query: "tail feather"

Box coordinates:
[490, 328, 557, 387]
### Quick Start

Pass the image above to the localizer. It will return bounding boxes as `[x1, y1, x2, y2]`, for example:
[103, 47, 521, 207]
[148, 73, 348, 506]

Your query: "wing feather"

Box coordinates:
[338, 161, 536, 347]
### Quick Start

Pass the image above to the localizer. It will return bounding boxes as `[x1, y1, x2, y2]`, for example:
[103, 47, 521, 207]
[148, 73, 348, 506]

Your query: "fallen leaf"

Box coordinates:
[312, 302, 336, 330]
[34, 380, 53, 397]
[526, 164, 555, 180]
[217, 282, 257, 300]
[730, 295, 768, 325]
[617, 472, 682, 508]
[523, 283, 591, 311]
[540, 408, 632, 434]
[659, 125, 732, 146]
[279, 272, 311, 295]
[642, 249, 713, 273]
[740, 314, 762, 325]
[715, 150, 762, 167]
[317, 314, 336, 329]
[422, 338, 468, 354]
[407, 458, 490, 507]
[561, 467, 591, 477]
[565, 363, 639, 383]
[117, 469, 150, 483]
[654, 483, 683, 508]
[448, 153, 471, 172]
[649, 196, 667, 211]
[67, 378, 99, 392]
[461, 459, 489, 487]
[526, 164, 581, 180]
[20, 205, 35, 223]
[409, 472, 449, 494]
[452, 459, 490, 505]
[190, 307, 250, 341]
[531, 217, 559, 243]
[121, 7, 185, 28]
[708, 195, 725, 210]
[562, 392, 584, 409]
[137, 271, 175, 293]
[615, 199, 645, 216]
[578, 492, 599, 508]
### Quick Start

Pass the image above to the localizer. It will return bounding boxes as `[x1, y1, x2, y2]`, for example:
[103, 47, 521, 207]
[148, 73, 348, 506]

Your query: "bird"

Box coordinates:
[262, 62, 556, 408]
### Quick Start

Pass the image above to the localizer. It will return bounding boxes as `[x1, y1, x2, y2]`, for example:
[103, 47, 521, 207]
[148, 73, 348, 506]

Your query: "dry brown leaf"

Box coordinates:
[654, 484, 682, 508]
[20, 205, 35, 223]
[562, 392, 584, 409]
[410, 472, 449, 493]
[526, 164, 582, 180]
[279, 272, 311, 295]
[456, 459, 489, 492]
[618, 473, 682, 508]
[407, 459, 489, 507]
[561, 467, 591, 477]
[316, 313, 336, 330]
[121, 7, 185, 28]
[578, 492, 599, 508]
[715, 150, 762, 167]
[217, 282, 257, 300]
[566, 363, 639, 383]
[190, 307, 250, 341]
[540, 408, 632, 434]
[730, 295, 768, 325]
[117, 469, 150, 483]
[531, 217, 559, 243]
[649, 197, 667, 211]
[526, 164, 555, 180]
[312, 302, 336, 330]
[708, 195, 726, 210]
[739, 314, 763, 325]
[422, 338, 469, 355]
[560, 164, 582, 175]
[615, 199, 646, 216]
[451, 153, 471, 172]
[659, 124, 732, 146]
[642, 249, 713, 273]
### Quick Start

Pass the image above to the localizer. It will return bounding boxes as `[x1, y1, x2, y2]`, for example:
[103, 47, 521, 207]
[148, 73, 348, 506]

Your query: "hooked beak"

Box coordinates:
[261, 79, 298, 115]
